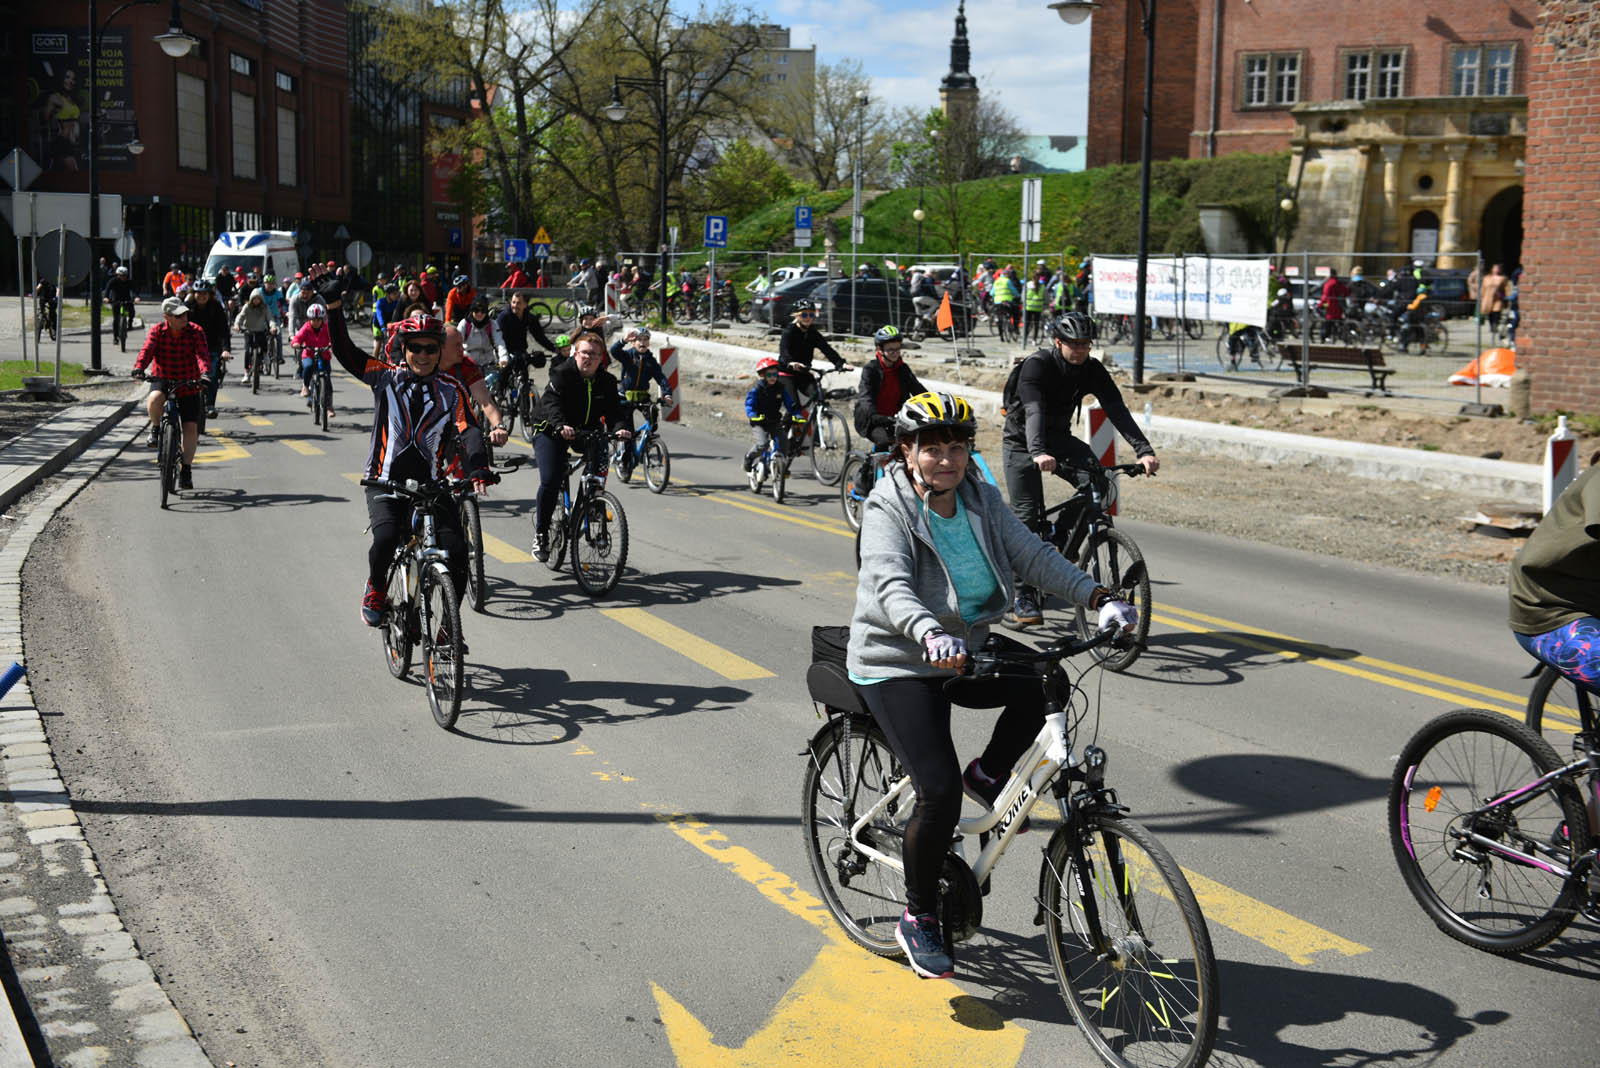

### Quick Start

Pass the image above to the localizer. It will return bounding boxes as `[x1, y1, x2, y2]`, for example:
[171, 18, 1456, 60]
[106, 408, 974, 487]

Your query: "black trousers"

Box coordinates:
[365, 486, 468, 594]
[532, 434, 572, 534]
[859, 675, 1043, 916]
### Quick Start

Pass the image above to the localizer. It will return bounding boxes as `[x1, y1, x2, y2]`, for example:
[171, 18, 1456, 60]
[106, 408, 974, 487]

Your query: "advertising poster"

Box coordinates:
[27, 27, 137, 174]
[1092, 256, 1269, 328]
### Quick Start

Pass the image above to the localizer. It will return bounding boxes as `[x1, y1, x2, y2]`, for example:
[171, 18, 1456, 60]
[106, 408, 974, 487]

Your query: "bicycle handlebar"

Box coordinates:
[966, 628, 1124, 673]
[360, 476, 482, 500]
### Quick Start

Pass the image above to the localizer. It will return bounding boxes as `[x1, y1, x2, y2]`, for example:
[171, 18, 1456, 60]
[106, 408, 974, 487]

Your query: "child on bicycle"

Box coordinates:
[609, 327, 673, 451]
[744, 356, 804, 472]
[234, 289, 276, 380]
[848, 391, 1136, 979]
[291, 304, 335, 417]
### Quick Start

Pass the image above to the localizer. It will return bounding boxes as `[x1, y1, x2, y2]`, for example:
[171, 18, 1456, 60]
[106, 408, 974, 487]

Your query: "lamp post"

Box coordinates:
[606, 74, 670, 324]
[88, 0, 196, 372]
[1051, 0, 1156, 385]
[1270, 182, 1295, 259]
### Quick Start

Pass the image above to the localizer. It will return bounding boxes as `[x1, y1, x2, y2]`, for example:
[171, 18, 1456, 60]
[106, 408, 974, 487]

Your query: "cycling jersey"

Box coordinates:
[854, 356, 925, 438]
[102, 277, 135, 304]
[745, 379, 802, 423]
[1001, 348, 1152, 461]
[443, 286, 476, 324]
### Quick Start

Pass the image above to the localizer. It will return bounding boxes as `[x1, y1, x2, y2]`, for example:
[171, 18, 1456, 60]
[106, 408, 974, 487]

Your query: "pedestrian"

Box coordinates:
[1317, 271, 1348, 342]
[1474, 263, 1509, 334]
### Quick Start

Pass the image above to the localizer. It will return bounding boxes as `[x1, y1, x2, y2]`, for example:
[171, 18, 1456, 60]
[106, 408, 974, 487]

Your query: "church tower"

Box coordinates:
[939, 1, 980, 129]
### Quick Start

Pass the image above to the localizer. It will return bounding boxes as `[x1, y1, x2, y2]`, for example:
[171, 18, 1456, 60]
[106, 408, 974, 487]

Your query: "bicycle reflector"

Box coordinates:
[1424, 785, 1442, 813]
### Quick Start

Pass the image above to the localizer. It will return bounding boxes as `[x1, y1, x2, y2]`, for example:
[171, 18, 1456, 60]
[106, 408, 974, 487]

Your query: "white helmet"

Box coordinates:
[308, 304, 327, 319]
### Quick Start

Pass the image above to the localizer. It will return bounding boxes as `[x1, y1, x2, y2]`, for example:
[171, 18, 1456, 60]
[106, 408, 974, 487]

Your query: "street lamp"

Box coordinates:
[913, 206, 925, 256]
[1270, 183, 1295, 258]
[88, 0, 196, 372]
[605, 74, 670, 324]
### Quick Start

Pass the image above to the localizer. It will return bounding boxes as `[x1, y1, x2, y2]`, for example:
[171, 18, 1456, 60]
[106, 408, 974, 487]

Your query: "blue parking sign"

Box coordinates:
[704, 215, 728, 248]
[795, 206, 812, 230]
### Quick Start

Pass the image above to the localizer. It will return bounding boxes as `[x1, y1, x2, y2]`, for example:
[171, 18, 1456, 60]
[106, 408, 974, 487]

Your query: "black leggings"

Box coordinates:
[532, 434, 571, 534]
[859, 675, 1043, 915]
[364, 486, 468, 595]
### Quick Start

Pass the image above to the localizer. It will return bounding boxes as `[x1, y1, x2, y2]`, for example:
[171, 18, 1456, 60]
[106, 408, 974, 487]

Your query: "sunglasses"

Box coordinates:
[404, 342, 441, 355]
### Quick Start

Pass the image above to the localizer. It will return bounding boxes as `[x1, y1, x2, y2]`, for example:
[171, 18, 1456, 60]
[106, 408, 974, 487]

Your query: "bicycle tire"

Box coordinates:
[554, 298, 579, 321]
[1390, 708, 1590, 954]
[809, 405, 851, 486]
[1214, 331, 1237, 371]
[611, 441, 633, 485]
[1041, 814, 1219, 1068]
[316, 376, 330, 432]
[1265, 335, 1287, 372]
[772, 454, 787, 504]
[158, 418, 178, 510]
[419, 564, 464, 730]
[1074, 527, 1152, 673]
[1431, 324, 1450, 351]
[571, 491, 627, 596]
[382, 557, 412, 679]
[251, 341, 262, 394]
[1524, 663, 1595, 745]
[519, 389, 536, 444]
[642, 435, 670, 493]
[800, 717, 910, 956]
[1183, 317, 1205, 340]
[839, 452, 869, 531]
[748, 455, 766, 493]
[527, 300, 552, 322]
[461, 495, 487, 612]
[901, 314, 925, 344]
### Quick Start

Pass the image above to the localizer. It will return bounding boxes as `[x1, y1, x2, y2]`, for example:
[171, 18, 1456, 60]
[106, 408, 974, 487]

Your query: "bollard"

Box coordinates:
[1086, 399, 1120, 515]
[0, 661, 24, 700]
[1543, 414, 1578, 514]
[659, 346, 680, 422]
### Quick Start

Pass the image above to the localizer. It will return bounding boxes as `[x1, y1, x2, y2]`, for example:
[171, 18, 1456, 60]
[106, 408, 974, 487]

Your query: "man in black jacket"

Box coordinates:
[530, 330, 628, 562]
[1000, 312, 1159, 628]
[853, 325, 924, 449]
[185, 278, 231, 420]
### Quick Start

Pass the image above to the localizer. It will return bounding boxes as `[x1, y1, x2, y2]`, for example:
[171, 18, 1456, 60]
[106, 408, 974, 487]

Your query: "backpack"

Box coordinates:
[1001, 352, 1043, 417]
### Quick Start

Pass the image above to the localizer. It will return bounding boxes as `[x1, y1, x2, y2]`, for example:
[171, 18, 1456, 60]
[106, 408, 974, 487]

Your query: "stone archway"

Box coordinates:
[1480, 185, 1524, 270]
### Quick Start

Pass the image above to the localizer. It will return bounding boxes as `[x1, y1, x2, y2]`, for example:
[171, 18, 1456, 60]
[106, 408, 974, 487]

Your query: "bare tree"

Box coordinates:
[758, 58, 895, 190]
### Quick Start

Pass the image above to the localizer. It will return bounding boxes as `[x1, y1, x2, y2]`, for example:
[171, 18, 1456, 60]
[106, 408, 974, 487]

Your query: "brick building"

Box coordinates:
[1520, 1, 1599, 415]
[1084, 0, 1198, 169]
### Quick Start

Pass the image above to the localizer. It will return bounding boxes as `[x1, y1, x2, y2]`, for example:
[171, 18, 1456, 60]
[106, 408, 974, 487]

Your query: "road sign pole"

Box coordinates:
[54, 224, 66, 385]
[708, 248, 716, 333]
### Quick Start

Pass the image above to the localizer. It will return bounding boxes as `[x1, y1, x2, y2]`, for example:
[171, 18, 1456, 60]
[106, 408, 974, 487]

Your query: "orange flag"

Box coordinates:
[935, 291, 954, 333]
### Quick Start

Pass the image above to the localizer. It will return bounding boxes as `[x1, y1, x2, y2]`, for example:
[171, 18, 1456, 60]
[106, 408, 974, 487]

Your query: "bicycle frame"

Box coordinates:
[1423, 752, 1600, 881]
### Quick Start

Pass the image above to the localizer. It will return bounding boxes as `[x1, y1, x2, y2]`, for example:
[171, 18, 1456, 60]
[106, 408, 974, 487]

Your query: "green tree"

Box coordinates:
[686, 140, 802, 223]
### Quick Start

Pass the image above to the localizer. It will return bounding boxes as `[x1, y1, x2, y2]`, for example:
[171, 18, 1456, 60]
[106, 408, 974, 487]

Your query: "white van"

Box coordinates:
[202, 230, 300, 284]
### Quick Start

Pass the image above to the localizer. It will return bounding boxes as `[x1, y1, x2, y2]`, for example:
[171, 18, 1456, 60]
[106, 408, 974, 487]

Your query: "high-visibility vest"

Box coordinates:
[992, 275, 1018, 303]
[1024, 281, 1045, 311]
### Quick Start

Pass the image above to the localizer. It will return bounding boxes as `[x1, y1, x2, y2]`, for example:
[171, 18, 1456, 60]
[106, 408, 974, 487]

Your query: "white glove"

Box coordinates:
[497, 349, 510, 367]
[1098, 600, 1138, 635]
[922, 629, 967, 664]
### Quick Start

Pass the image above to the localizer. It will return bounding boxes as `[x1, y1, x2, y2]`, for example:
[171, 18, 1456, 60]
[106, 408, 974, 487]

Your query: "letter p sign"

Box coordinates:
[704, 215, 728, 249]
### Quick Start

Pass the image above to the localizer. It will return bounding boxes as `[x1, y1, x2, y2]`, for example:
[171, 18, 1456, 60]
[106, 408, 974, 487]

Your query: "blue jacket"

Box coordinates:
[609, 340, 670, 395]
[745, 380, 802, 423]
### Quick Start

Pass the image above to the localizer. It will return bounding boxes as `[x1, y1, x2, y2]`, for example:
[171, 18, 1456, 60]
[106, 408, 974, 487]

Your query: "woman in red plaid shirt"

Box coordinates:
[133, 297, 212, 490]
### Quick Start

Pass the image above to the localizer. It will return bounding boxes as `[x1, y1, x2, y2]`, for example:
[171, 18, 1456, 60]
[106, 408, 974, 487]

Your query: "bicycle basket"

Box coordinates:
[811, 625, 850, 668]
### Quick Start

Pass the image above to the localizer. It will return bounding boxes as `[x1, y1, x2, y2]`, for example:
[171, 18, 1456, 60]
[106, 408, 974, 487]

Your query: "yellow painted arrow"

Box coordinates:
[652, 941, 1025, 1067]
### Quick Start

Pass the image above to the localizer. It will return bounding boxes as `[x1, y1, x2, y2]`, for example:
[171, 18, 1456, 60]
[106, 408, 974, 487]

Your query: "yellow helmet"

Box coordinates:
[895, 391, 977, 439]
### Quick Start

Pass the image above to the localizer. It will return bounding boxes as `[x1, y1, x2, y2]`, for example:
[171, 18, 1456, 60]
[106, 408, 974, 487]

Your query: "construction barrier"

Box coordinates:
[660, 345, 680, 421]
[1543, 414, 1577, 514]
[1086, 399, 1119, 515]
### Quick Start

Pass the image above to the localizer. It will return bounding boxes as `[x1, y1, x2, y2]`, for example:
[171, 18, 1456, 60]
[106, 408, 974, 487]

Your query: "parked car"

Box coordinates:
[815, 277, 976, 338]
[1419, 269, 1474, 319]
[751, 273, 832, 325]
[767, 265, 829, 289]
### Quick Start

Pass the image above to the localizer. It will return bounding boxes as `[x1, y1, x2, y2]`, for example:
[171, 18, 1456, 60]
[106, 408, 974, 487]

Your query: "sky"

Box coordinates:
[773, 0, 1096, 136]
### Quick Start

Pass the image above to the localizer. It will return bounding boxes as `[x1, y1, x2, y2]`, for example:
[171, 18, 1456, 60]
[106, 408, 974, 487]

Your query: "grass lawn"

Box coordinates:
[0, 360, 88, 389]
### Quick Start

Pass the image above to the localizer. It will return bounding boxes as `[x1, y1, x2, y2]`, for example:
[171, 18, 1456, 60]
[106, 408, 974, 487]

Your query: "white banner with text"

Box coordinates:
[1092, 256, 1269, 328]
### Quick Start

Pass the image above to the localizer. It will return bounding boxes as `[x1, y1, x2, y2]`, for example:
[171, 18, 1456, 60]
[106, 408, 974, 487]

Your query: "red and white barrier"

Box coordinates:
[660, 345, 680, 422]
[1543, 414, 1577, 514]
[605, 281, 621, 316]
[1086, 399, 1119, 515]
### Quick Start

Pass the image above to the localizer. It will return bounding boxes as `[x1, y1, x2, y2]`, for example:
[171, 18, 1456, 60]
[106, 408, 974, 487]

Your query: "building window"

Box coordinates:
[1452, 44, 1516, 96]
[175, 72, 206, 170]
[778, 53, 787, 64]
[275, 70, 296, 93]
[231, 90, 256, 179]
[1343, 48, 1405, 100]
[229, 51, 254, 77]
[1241, 51, 1300, 109]
[277, 106, 297, 187]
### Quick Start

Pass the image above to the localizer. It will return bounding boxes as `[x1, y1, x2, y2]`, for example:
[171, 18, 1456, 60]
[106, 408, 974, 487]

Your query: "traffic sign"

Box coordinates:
[532, 226, 551, 245]
[1020, 177, 1042, 243]
[704, 215, 728, 248]
[114, 232, 137, 260]
[532, 242, 551, 259]
[0, 148, 41, 192]
[34, 229, 92, 286]
[504, 237, 529, 262]
[793, 229, 812, 249]
[346, 239, 373, 270]
[850, 215, 864, 246]
[795, 205, 812, 230]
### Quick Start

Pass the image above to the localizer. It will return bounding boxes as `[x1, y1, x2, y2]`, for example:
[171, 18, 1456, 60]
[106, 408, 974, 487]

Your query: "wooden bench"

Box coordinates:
[1302, 343, 1392, 393]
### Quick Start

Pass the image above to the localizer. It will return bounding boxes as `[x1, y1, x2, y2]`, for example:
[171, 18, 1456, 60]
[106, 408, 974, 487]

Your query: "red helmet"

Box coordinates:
[395, 313, 444, 341]
[756, 357, 780, 375]
[326, 260, 337, 269]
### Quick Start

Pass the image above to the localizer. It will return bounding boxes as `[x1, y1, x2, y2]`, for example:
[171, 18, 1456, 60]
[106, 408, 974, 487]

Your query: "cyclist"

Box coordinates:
[102, 266, 137, 336]
[499, 260, 533, 290]
[1510, 460, 1600, 682]
[854, 325, 925, 451]
[778, 301, 846, 411]
[288, 303, 334, 417]
[313, 281, 489, 627]
[438, 323, 509, 450]
[133, 297, 212, 489]
[744, 356, 804, 473]
[990, 264, 1020, 337]
[259, 274, 286, 328]
[575, 303, 615, 341]
[1399, 284, 1432, 355]
[909, 270, 939, 329]
[847, 390, 1136, 979]
[609, 328, 672, 474]
[287, 276, 317, 337]
[443, 274, 477, 324]
[746, 267, 770, 296]
[371, 281, 403, 353]
[33, 277, 57, 334]
[184, 278, 230, 419]
[419, 265, 442, 307]
[162, 263, 186, 298]
[1000, 312, 1158, 628]
[232, 289, 276, 381]
[457, 298, 498, 366]
[495, 290, 558, 383]
[529, 330, 629, 562]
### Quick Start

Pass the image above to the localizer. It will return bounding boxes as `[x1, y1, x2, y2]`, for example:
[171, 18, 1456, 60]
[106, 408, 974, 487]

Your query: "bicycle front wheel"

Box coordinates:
[1389, 707, 1589, 953]
[642, 435, 670, 493]
[381, 557, 412, 679]
[158, 419, 179, 509]
[1042, 814, 1219, 1068]
[315, 376, 330, 431]
[800, 717, 911, 956]
[554, 298, 579, 321]
[460, 496, 487, 612]
[519, 390, 536, 444]
[571, 491, 628, 596]
[809, 406, 851, 486]
[419, 564, 464, 730]
[1074, 527, 1152, 673]
[839, 452, 869, 531]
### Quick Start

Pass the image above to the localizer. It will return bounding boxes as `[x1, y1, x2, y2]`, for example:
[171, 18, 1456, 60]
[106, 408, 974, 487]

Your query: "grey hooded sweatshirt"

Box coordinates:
[847, 462, 1099, 680]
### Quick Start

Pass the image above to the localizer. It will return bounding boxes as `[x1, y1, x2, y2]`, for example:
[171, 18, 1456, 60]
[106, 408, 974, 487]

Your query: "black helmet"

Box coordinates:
[190, 277, 214, 292]
[470, 297, 489, 313]
[383, 281, 400, 293]
[1050, 312, 1096, 343]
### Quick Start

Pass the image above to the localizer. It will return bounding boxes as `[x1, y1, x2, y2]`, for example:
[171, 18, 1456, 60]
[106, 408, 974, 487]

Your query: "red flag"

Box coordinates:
[935, 291, 954, 333]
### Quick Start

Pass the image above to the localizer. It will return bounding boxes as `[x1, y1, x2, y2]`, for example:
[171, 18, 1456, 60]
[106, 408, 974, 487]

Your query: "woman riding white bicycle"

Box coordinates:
[847, 391, 1137, 979]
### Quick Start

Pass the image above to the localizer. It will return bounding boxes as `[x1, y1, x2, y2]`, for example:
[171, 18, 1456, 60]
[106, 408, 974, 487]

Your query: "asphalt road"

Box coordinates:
[22, 369, 1600, 1067]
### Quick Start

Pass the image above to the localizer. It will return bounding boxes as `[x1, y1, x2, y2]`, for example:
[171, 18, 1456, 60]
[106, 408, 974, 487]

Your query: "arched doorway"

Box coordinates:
[1409, 210, 1440, 261]
[1480, 185, 1523, 270]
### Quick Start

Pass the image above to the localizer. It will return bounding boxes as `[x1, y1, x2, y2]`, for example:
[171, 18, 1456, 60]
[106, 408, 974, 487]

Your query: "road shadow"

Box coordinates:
[1128, 753, 1391, 838]
[477, 567, 800, 623]
[1026, 627, 1363, 689]
[155, 486, 349, 512]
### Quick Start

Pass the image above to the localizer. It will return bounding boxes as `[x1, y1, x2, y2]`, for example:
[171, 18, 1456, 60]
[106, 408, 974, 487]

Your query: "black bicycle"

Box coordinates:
[245, 330, 274, 394]
[305, 346, 334, 431]
[540, 427, 629, 596]
[489, 351, 540, 445]
[35, 296, 56, 347]
[136, 374, 204, 510]
[454, 477, 488, 613]
[110, 299, 134, 350]
[362, 477, 472, 730]
[1040, 460, 1152, 673]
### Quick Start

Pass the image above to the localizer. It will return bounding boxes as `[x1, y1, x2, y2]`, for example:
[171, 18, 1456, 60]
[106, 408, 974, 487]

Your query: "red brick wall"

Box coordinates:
[1087, 0, 1199, 168]
[1523, 0, 1600, 414]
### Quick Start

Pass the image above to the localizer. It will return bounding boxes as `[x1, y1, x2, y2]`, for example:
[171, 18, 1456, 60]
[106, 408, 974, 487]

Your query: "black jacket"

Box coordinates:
[854, 356, 924, 436]
[185, 296, 231, 353]
[496, 306, 558, 361]
[1001, 348, 1152, 461]
[536, 358, 624, 434]
[779, 323, 843, 373]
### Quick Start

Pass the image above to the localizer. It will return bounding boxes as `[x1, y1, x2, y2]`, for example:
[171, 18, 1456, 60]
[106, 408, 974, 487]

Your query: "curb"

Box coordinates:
[0, 399, 141, 516]
[659, 331, 1541, 500]
[0, 411, 213, 1066]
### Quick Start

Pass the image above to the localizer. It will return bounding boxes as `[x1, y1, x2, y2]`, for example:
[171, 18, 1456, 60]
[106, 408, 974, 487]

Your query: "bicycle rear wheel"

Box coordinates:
[158, 418, 179, 509]
[800, 717, 910, 956]
[460, 495, 487, 612]
[571, 491, 628, 596]
[809, 406, 850, 486]
[839, 452, 869, 531]
[1074, 527, 1152, 673]
[642, 435, 670, 493]
[1041, 814, 1219, 1068]
[419, 564, 464, 730]
[554, 298, 579, 321]
[1389, 708, 1589, 954]
[381, 557, 412, 679]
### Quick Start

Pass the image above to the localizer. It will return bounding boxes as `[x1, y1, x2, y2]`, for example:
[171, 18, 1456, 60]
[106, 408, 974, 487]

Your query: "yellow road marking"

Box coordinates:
[675, 477, 853, 539]
[282, 440, 324, 456]
[341, 472, 363, 484]
[482, 532, 531, 564]
[246, 415, 273, 426]
[1178, 864, 1369, 965]
[601, 607, 774, 680]
[190, 432, 248, 465]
